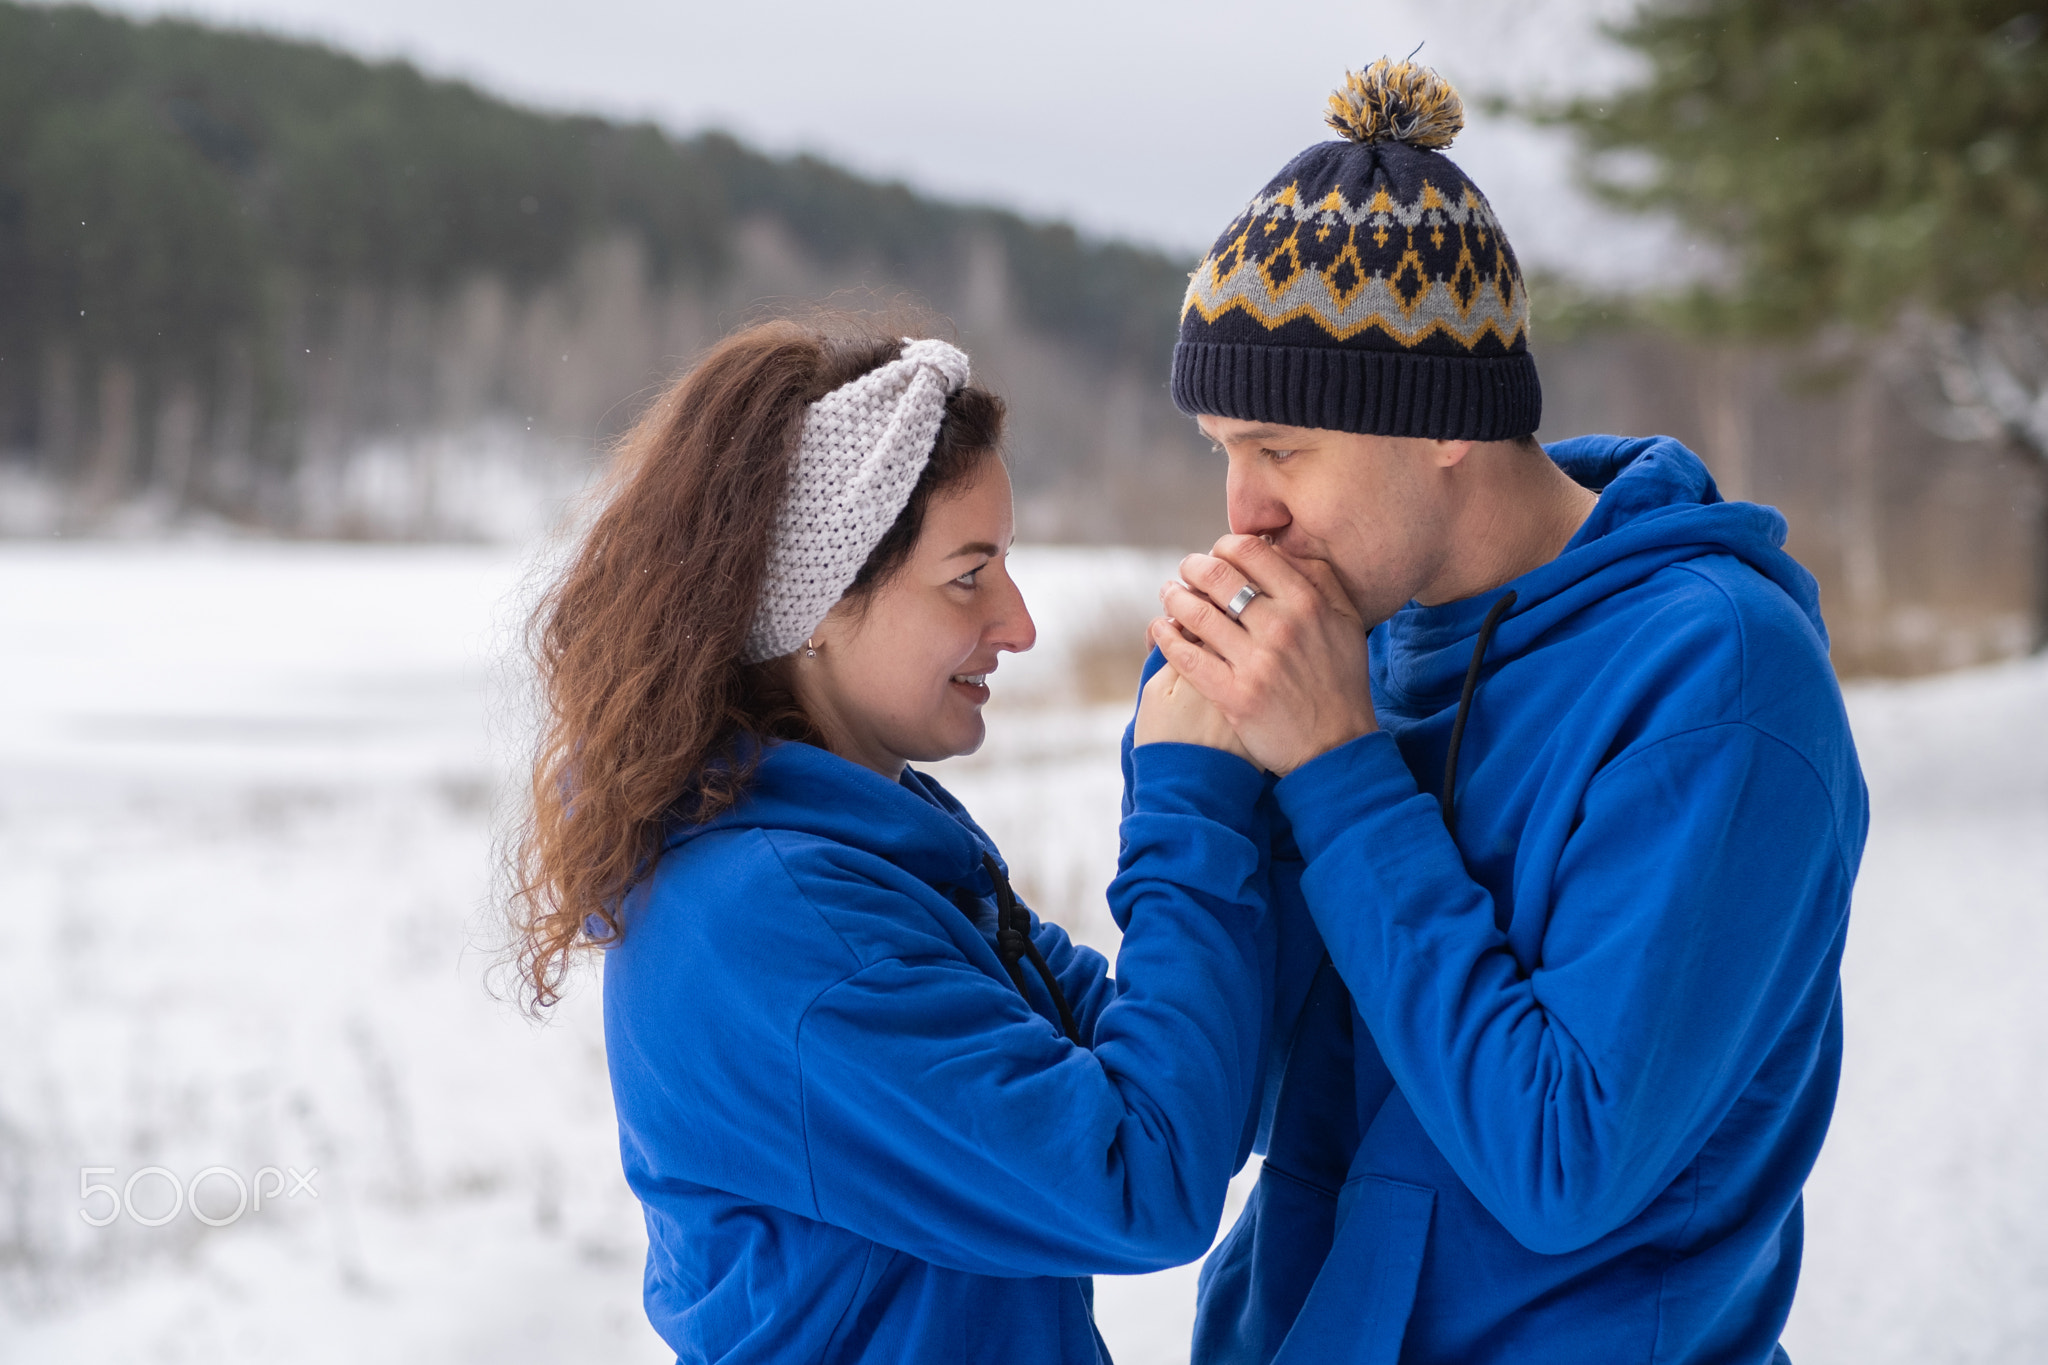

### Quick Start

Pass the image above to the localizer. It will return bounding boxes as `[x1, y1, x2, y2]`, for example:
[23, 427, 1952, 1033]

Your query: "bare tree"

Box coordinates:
[1917, 303, 2048, 648]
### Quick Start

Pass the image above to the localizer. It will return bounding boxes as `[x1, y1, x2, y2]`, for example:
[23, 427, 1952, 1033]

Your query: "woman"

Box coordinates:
[513, 316, 1264, 1363]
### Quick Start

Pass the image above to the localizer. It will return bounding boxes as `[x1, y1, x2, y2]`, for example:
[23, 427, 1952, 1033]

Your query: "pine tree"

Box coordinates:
[1544, 0, 2048, 648]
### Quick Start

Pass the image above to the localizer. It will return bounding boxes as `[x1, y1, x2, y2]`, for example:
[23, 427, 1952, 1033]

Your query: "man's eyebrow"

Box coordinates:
[1212, 424, 1290, 444]
[945, 541, 1000, 559]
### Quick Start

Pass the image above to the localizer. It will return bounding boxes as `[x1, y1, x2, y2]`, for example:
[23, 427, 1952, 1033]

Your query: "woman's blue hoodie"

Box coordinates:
[602, 736, 1270, 1363]
[1172, 435, 1870, 1365]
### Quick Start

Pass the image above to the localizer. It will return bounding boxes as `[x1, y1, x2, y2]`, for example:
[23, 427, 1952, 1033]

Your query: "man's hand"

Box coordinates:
[1149, 534, 1376, 775]
[1134, 661, 1255, 763]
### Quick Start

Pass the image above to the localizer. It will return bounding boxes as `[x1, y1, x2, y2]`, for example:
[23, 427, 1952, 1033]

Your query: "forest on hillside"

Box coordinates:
[0, 0, 1187, 366]
[0, 0, 1198, 535]
[2, 0, 2041, 674]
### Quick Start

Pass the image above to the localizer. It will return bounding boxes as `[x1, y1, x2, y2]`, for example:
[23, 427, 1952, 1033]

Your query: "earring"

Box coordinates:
[804, 638, 818, 658]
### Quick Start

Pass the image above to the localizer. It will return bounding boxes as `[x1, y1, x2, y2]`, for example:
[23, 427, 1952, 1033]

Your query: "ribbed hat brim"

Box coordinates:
[1171, 340, 1541, 441]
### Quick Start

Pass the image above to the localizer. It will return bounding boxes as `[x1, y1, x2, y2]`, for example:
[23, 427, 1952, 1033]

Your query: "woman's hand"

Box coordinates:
[1135, 662, 1256, 764]
[1148, 534, 1377, 776]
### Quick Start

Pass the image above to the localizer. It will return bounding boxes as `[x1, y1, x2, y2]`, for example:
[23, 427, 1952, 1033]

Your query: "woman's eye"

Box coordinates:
[954, 566, 982, 587]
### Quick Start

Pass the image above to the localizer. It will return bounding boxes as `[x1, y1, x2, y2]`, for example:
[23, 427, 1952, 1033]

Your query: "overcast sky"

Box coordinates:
[84, 0, 1688, 282]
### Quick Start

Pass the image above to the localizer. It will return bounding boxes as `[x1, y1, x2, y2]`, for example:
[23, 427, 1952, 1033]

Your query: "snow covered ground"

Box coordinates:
[0, 541, 2042, 1364]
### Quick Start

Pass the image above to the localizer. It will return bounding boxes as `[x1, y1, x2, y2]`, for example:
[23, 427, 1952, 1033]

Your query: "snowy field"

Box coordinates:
[0, 541, 2042, 1364]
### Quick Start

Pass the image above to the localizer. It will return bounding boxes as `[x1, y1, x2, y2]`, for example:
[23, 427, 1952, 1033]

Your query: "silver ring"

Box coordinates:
[1223, 583, 1260, 622]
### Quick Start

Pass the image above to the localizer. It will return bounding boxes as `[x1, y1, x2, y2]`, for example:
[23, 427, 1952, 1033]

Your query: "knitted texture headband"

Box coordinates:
[743, 338, 972, 663]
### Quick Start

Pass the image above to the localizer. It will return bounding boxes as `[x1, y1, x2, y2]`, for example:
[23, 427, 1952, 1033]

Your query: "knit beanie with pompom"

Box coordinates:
[1172, 58, 1541, 441]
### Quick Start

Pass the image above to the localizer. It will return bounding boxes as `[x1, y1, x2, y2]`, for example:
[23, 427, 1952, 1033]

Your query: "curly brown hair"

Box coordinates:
[509, 313, 1005, 1009]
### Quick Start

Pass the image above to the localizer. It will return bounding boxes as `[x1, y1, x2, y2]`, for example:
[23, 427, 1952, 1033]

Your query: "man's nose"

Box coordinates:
[1226, 462, 1287, 539]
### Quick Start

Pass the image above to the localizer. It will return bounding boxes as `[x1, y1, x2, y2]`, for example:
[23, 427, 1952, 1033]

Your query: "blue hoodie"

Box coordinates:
[1173, 436, 1869, 1365]
[602, 736, 1269, 1363]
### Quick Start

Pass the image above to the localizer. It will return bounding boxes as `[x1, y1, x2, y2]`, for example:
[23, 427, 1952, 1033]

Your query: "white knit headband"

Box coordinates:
[742, 338, 973, 663]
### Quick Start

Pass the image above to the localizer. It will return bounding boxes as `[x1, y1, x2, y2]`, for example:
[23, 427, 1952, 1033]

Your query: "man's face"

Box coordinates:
[1198, 414, 1466, 626]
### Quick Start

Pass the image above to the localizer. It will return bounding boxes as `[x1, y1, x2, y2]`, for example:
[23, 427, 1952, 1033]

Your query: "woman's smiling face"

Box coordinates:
[794, 455, 1035, 778]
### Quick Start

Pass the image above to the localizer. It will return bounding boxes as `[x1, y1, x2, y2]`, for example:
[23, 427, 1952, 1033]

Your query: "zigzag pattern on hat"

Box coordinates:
[1182, 177, 1528, 352]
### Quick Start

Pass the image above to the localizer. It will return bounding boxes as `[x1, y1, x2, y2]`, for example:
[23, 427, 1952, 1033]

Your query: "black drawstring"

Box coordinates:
[1441, 590, 1517, 835]
[983, 852, 1082, 1045]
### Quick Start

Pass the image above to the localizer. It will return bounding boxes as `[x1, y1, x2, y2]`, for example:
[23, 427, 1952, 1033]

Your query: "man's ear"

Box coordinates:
[1431, 439, 1477, 469]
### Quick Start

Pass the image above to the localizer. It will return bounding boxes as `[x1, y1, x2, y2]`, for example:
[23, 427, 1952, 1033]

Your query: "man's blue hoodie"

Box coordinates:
[603, 737, 1270, 1363]
[1175, 436, 1869, 1365]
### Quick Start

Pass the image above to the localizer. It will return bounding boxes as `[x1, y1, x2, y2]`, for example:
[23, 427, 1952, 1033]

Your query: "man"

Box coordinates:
[1136, 59, 1868, 1364]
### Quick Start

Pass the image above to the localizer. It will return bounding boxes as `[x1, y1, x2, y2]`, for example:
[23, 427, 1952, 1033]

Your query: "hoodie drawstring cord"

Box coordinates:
[1441, 590, 1517, 836]
[983, 852, 1083, 1046]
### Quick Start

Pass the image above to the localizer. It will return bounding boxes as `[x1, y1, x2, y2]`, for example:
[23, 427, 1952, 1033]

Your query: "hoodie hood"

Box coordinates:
[665, 739, 1007, 895]
[1375, 434, 1825, 710]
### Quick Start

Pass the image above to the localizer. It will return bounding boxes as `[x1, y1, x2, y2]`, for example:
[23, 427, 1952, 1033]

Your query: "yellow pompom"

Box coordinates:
[1325, 58, 1464, 150]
